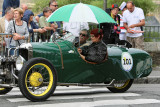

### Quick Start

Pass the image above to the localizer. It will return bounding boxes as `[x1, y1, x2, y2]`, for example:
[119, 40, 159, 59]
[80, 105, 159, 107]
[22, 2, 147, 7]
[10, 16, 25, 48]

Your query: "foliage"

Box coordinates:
[108, 0, 156, 16]
[32, 0, 50, 14]
[144, 31, 160, 42]
[32, 0, 156, 16]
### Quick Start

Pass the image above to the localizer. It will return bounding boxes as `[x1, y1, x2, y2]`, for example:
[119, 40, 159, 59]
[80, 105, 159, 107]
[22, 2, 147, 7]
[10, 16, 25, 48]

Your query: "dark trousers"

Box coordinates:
[103, 33, 119, 45]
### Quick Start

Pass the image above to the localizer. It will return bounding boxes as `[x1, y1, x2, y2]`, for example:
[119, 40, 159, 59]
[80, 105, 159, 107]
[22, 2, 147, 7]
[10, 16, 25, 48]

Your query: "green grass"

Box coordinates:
[144, 31, 160, 42]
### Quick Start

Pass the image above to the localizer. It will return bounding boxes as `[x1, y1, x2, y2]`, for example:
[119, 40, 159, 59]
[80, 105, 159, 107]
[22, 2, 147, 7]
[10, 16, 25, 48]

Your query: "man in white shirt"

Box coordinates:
[0, 7, 14, 53]
[123, 1, 145, 50]
[63, 22, 89, 37]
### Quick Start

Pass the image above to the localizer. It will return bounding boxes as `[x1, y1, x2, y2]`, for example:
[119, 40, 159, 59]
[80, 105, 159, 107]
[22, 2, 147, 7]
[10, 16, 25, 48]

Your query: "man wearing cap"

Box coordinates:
[119, 2, 127, 40]
[123, 1, 145, 50]
[100, 4, 120, 44]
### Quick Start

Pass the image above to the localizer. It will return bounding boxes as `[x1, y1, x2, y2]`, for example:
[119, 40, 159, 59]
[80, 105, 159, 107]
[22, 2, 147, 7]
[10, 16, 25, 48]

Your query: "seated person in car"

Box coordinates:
[78, 29, 107, 63]
[79, 29, 89, 46]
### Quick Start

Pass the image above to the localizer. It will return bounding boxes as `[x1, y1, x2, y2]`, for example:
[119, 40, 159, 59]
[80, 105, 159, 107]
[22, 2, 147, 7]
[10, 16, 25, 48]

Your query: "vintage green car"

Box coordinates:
[0, 33, 152, 102]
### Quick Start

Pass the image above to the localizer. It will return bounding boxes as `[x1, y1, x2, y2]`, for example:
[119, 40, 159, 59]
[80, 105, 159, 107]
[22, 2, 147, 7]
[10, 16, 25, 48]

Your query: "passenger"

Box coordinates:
[0, 7, 14, 54]
[6, 8, 29, 55]
[78, 29, 107, 63]
[39, 7, 58, 42]
[22, 10, 45, 42]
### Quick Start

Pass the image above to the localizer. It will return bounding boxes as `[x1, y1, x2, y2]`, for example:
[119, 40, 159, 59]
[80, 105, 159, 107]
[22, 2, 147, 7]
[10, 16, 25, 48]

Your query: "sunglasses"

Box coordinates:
[51, 5, 58, 7]
[90, 35, 95, 38]
[79, 33, 86, 37]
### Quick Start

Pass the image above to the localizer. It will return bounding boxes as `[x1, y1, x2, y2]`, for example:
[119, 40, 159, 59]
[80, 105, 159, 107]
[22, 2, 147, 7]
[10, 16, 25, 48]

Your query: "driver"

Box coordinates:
[79, 29, 90, 47]
[78, 29, 107, 63]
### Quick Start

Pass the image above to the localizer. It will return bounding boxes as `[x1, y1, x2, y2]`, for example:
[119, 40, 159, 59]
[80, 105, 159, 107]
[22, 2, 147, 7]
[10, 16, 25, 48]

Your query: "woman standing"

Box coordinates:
[23, 10, 45, 42]
[6, 8, 29, 55]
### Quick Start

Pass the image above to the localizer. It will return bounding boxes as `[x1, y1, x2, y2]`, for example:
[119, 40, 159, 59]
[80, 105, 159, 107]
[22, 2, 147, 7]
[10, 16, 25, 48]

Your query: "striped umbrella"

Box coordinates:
[47, 3, 116, 24]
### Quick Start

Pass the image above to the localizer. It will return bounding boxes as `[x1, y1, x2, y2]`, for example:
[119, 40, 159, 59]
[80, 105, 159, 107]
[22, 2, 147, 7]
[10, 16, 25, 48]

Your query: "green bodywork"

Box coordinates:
[30, 40, 152, 84]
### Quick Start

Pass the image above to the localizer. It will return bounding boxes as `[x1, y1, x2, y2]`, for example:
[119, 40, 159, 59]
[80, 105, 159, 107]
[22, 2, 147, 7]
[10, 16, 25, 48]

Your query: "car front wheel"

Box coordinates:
[107, 79, 134, 93]
[18, 58, 57, 102]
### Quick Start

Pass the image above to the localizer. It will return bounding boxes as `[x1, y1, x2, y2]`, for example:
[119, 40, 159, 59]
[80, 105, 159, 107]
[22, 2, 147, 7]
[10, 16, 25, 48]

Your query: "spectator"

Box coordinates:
[63, 22, 89, 37]
[21, 4, 32, 22]
[6, 8, 29, 55]
[78, 29, 107, 64]
[35, 0, 61, 33]
[123, 1, 145, 50]
[100, 4, 120, 44]
[2, 0, 20, 17]
[22, 10, 45, 42]
[119, 2, 127, 40]
[0, 7, 14, 53]
[35, 0, 58, 22]
[21, 4, 28, 12]
[39, 7, 58, 42]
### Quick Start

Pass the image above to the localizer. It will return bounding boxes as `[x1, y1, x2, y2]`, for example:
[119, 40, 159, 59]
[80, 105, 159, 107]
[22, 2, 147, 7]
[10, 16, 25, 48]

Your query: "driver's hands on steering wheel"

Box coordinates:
[77, 48, 82, 54]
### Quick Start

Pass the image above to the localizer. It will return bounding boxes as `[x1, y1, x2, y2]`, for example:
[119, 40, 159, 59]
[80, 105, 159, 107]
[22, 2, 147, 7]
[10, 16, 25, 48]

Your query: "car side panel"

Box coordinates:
[31, 41, 152, 83]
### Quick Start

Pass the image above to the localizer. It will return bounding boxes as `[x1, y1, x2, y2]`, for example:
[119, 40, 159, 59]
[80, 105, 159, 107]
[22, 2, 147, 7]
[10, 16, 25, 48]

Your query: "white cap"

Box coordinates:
[119, 2, 126, 11]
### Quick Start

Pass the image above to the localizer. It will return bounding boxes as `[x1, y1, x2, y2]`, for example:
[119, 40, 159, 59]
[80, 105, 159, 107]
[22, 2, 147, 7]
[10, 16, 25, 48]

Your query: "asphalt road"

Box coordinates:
[0, 84, 160, 107]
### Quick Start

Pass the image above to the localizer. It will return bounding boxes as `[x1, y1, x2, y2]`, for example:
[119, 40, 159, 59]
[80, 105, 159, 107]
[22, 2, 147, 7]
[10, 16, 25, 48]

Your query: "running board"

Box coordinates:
[57, 79, 115, 87]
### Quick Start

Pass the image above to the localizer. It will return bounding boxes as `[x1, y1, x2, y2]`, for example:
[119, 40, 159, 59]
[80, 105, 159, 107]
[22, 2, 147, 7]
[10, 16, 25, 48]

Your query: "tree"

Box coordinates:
[32, 0, 156, 16]
[108, 0, 156, 16]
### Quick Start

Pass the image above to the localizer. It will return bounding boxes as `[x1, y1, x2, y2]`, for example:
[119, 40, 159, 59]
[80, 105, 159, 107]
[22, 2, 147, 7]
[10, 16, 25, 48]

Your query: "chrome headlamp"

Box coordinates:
[16, 55, 26, 71]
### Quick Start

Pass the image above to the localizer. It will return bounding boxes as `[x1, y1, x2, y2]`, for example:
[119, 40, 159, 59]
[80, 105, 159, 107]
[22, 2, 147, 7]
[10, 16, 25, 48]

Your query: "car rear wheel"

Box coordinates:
[0, 87, 12, 94]
[107, 79, 134, 93]
[19, 58, 57, 102]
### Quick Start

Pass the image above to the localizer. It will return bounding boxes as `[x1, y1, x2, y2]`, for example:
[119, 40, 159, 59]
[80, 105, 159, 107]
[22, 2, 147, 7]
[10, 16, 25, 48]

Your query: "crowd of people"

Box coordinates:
[0, 0, 145, 63]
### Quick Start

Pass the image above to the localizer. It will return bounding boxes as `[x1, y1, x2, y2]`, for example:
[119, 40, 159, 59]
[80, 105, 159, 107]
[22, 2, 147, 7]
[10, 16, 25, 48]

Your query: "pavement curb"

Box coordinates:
[134, 76, 160, 84]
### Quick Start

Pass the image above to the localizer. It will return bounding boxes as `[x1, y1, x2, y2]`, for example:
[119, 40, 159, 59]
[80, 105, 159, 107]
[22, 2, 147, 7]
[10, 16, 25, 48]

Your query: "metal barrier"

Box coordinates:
[0, 33, 13, 57]
[144, 25, 160, 41]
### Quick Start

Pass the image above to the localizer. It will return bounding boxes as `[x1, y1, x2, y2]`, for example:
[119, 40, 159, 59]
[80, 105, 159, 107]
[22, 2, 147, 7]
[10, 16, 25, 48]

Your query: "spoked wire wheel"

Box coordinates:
[19, 58, 57, 102]
[107, 79, 134, 93]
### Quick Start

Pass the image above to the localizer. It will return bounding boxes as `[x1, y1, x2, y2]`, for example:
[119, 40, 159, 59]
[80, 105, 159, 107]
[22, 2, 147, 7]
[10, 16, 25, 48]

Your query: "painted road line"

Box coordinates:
[1, 87, 108, 97]
[7, 93, 140, 102]
[18, 99, 160, 107]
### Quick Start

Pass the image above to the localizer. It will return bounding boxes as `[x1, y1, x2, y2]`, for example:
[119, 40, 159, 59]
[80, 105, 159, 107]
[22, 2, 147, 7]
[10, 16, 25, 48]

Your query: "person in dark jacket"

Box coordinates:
[78, 29, 107, 63]
[2, 0, 20, 16]
[100, 4, 120, 45]
[22, 10, 45, 42]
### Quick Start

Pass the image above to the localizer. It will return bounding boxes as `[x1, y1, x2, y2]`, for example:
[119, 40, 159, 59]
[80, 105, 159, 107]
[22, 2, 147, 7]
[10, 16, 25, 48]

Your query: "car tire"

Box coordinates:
[107, 79, 134, 93]
[0, 88, 12, 94]
[18, 58, 57, 102]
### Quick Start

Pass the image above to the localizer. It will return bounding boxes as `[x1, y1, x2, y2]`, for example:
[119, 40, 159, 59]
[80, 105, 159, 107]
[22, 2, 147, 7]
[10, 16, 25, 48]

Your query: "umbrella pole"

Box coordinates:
[79, 22, 81, 47]
[98, 24, 100, 33]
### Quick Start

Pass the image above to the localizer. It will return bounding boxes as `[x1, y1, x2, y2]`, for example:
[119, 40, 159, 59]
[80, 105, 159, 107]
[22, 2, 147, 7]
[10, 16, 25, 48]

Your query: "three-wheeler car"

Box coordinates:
[0, 32, 152, 101]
